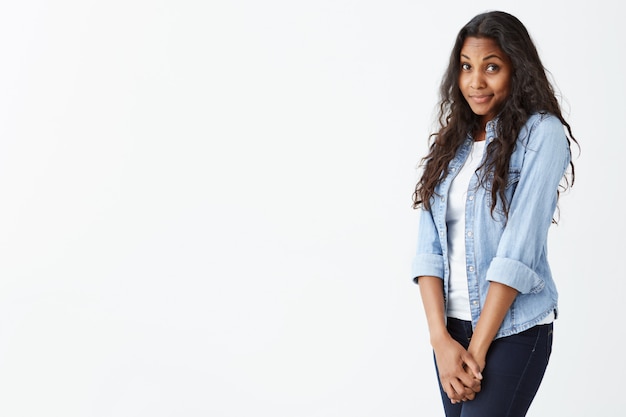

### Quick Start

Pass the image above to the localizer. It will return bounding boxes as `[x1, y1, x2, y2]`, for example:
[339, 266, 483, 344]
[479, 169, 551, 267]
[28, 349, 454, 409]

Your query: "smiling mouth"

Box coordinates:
[470, 95, 492, 104]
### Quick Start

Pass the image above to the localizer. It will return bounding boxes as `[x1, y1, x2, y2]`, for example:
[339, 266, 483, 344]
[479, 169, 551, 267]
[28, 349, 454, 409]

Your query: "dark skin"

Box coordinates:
[418, 276, 481, 402]
[458, 37, 512, 137]
[419, 276, 518, 403]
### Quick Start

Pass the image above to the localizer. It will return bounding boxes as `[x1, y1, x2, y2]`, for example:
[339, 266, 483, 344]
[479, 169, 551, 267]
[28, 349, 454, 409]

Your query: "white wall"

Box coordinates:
[0, 1, 621, 416]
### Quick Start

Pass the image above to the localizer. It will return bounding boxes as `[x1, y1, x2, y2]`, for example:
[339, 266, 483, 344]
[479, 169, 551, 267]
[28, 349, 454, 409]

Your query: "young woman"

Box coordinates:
[411, 11, 578, 417]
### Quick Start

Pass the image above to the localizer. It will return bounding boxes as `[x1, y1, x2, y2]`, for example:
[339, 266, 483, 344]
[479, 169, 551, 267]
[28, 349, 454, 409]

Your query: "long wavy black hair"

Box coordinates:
[412, 11, 578, 219]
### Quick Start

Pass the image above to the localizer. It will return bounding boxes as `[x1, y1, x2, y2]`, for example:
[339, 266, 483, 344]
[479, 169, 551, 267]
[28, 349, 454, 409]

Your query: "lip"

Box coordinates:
[470, 95, 493, 104]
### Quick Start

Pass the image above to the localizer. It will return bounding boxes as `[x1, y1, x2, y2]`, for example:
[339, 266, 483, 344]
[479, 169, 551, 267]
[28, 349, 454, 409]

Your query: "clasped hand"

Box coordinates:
[433, 336, 484, 404]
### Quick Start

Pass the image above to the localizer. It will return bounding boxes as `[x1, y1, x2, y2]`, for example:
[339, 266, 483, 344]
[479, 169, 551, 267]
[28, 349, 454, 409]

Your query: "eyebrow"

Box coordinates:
[460, 53, 504, 61]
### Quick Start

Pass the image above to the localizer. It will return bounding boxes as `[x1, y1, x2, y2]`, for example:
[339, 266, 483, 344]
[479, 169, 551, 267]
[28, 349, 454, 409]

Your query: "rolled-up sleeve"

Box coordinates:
[487, 257, 545, 294]
[412, 205, 444, 284]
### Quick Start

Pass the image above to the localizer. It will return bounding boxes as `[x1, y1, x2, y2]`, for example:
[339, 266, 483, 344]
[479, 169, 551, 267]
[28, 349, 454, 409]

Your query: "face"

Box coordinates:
[458, 37, 512, 126]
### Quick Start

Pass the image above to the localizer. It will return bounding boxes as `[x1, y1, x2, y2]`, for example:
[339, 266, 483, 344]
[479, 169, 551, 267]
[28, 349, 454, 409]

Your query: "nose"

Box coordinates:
[470, 71, 486, 89]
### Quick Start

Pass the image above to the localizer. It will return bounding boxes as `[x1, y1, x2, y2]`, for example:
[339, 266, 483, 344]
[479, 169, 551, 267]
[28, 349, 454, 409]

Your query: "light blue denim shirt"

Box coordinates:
[412, 113, 571, 339]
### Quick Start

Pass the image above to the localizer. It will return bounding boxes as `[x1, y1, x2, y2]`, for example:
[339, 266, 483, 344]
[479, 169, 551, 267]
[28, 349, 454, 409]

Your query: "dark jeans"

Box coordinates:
[435, 317, 553, 417]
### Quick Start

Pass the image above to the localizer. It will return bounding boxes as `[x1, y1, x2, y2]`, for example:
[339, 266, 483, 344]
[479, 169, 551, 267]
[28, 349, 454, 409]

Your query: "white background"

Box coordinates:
[0, 1, 622, 416]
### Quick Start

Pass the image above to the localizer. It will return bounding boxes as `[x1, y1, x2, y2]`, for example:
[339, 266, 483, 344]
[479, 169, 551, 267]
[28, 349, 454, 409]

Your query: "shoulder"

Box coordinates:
[523, 112, 564, 135]
[517, 113, 570, 168]
[519, 112, 567, 147]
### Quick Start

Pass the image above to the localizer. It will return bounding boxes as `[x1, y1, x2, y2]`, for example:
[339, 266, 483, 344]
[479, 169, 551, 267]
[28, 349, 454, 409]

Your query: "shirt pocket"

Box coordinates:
[506, 168, 521, 190]
[485, 169, 521, 217]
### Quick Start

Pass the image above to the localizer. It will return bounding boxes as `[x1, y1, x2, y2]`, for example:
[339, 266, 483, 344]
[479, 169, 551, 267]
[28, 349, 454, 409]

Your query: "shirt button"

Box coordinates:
[468, 266, 475, 272]
[467, 231, 473, 238]
[473, 301, 479, 306]
[468, 195, 474, 201]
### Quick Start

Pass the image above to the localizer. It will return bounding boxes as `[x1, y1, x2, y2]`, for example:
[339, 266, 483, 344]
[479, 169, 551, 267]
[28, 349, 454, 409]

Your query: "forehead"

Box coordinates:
[460, 37, 507, 59]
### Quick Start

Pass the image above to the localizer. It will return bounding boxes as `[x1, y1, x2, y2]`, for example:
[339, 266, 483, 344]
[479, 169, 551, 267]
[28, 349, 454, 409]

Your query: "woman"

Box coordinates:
[411, 11, 578, 417]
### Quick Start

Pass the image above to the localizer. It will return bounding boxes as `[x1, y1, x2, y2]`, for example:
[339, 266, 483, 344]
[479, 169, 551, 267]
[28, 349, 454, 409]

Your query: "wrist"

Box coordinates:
[468, 338, 489, 366]
[429, 328, 452, 349]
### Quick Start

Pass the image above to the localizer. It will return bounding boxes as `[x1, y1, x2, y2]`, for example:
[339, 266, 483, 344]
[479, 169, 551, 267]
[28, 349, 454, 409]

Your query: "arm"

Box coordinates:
[418, 276, 482, 403]
[467, 282, 518, 369]
[469, 116, 567, 367]
[413, 205, 481, 401]
[486, 115, 571, 294]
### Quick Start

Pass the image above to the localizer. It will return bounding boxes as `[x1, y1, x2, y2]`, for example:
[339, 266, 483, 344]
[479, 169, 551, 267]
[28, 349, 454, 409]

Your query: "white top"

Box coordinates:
[446, 140, 485, 320]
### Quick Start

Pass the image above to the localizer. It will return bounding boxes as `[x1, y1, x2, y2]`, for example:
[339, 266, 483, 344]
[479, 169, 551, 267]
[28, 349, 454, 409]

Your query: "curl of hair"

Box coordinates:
[412, 11, 578, 221]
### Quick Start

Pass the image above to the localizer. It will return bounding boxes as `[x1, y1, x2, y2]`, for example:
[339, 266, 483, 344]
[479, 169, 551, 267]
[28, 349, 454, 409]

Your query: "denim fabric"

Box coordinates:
[435, 318, 553, 417]
[412, 113, 571, 338]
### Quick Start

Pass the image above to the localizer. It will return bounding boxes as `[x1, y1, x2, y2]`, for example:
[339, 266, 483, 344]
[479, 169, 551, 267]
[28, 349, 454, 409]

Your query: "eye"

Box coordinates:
[461, 63, 471, 71]
[486, 63, 500, 72]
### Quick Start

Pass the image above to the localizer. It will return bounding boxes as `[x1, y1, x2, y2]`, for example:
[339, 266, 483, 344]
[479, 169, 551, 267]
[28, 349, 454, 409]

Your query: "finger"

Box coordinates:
[449, 379, 468, 401]
[462, 386, 476, 401]
[441, 380, 462, 403]
[445, 386, 462, 403]
[458, 367, 482, 392]
[462, 356, 483, 380]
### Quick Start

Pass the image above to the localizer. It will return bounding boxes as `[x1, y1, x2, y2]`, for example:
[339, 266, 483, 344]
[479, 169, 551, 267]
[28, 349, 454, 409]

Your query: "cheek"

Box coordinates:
[492, 82, 507, 98]
[501, 75, 512, 95]
[458, 76, 469, 94]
